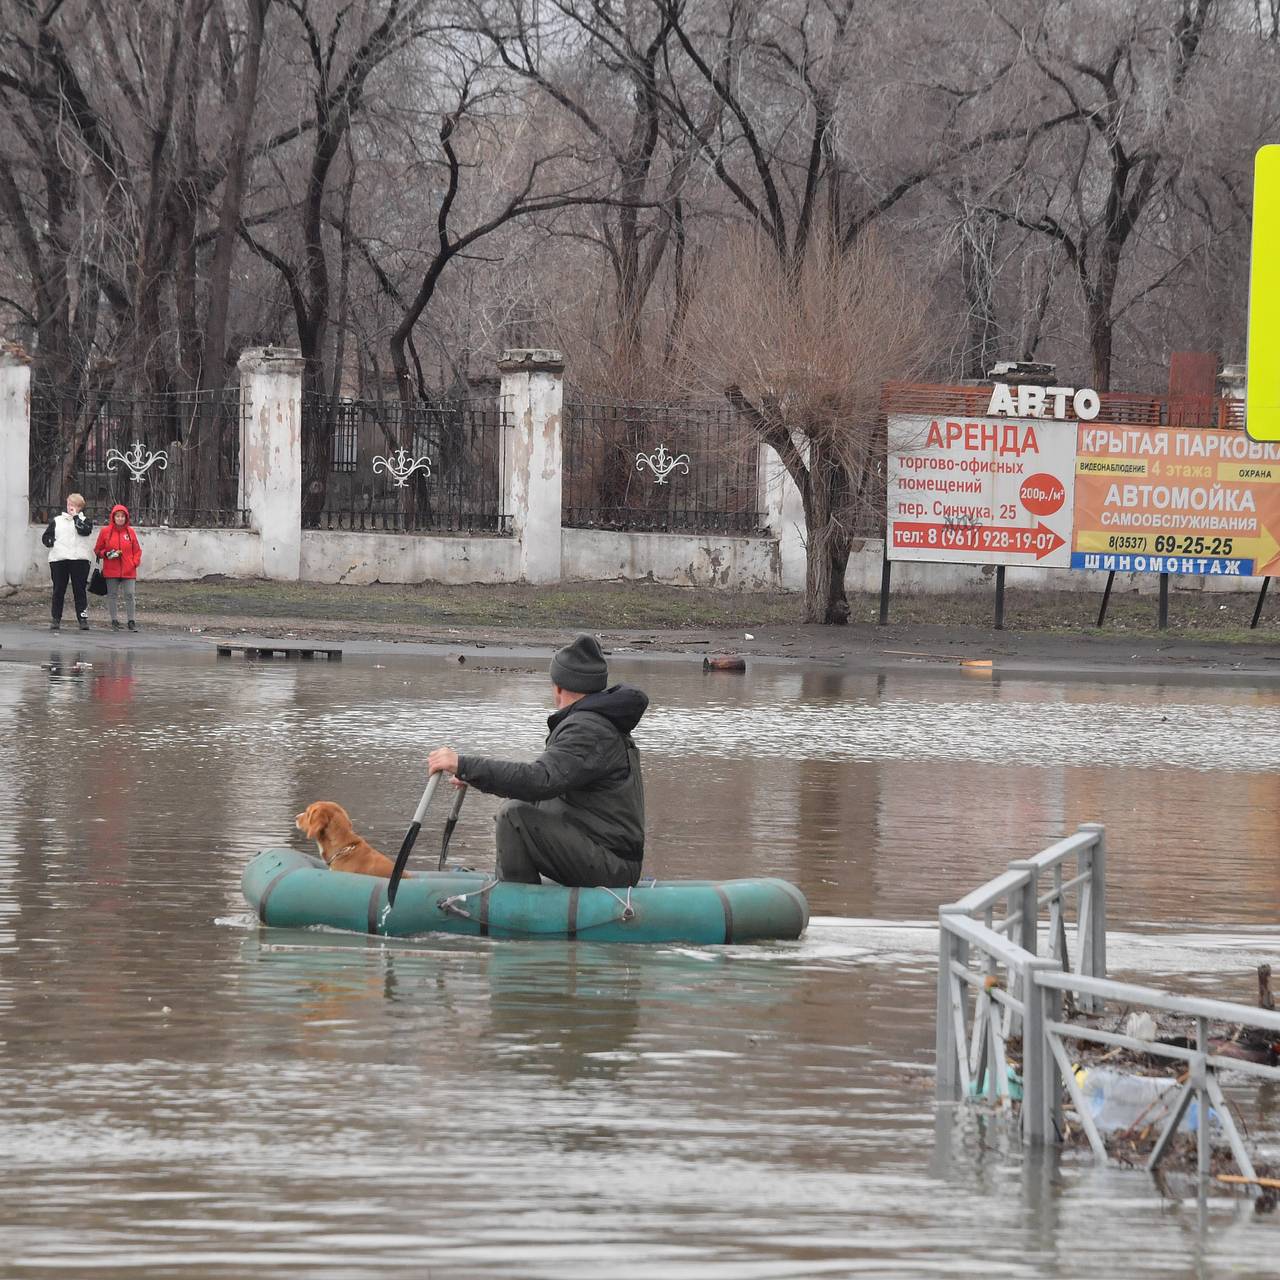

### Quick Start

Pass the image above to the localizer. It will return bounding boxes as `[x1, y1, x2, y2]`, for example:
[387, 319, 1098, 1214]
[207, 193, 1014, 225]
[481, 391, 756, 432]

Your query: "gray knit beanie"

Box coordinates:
[549, 634, 608, 693]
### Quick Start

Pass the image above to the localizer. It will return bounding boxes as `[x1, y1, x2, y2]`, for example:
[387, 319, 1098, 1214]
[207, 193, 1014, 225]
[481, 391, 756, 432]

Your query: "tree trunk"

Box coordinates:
[959, 207, 999, 381]
[203, 0, 269, 392]
[799, 436, 852, 625]
[1086, 238, 1122, 392]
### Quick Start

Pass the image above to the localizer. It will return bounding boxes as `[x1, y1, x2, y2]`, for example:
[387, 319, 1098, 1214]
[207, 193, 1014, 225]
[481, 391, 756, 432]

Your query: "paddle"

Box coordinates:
[438, 784, 467, 870]
[386, 771, 443, 907]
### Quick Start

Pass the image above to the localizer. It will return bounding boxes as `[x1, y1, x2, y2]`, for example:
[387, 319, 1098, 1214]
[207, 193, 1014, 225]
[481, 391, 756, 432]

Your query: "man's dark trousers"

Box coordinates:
[495, 800, 641, 887]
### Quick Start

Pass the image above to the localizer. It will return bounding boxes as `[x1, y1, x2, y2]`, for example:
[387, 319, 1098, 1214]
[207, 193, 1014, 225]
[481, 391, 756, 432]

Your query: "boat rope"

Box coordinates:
[437, 879, 500, 922]
[600, 884, 635, 922]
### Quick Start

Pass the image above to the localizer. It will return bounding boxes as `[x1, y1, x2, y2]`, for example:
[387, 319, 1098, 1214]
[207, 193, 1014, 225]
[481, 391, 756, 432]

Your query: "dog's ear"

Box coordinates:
[298, 804, 328, 838]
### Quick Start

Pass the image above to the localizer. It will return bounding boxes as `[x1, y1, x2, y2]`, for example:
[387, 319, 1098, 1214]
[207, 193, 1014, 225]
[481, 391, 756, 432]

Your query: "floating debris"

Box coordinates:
[703, 656, 746, 673]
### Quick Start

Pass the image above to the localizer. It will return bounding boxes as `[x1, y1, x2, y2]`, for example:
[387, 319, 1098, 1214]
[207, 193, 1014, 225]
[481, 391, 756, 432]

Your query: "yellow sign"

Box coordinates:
[1248, 145, 1280, 441]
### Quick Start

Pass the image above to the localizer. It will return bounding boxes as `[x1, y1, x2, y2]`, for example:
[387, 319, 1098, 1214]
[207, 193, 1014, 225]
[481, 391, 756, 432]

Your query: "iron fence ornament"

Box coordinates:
[372, 447, 433, 487]
[105, 440, 169, 482]
[635, 443, 691, 485]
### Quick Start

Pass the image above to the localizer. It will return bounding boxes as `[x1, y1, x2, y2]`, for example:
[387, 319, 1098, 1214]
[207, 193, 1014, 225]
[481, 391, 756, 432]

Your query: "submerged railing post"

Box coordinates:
[1021, 959, 1058, 1145]
[1081, 823, 1107, 1009]
[936, 908, 964, 1103]
[1006, 864, 1038, 1037]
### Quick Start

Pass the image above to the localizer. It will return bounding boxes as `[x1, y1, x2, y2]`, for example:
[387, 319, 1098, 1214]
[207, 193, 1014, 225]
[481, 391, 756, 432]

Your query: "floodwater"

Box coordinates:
[1, 640, 1278, 1278]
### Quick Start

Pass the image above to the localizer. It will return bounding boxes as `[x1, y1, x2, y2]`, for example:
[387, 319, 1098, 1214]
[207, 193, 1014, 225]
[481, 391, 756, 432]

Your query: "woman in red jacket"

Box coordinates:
[94, 503, 143, 631]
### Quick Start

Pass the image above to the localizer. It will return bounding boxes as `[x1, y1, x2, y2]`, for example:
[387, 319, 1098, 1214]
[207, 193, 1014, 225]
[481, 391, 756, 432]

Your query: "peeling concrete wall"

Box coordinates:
[12, 522, 1263, 596]
[562, 528, 783, 589]
[0, 346, 31, 588]
[238, 347, 304, 580]
[761, 444, 806, 592]
[499, 349, 563, 583]
[19, 524, 264, 584]
[300, 531, 521, 584]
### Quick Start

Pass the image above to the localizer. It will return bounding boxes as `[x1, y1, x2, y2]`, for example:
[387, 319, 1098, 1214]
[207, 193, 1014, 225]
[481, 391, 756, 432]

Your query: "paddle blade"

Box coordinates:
[386, 821, 420, 907]
[438, 786, 467, 870]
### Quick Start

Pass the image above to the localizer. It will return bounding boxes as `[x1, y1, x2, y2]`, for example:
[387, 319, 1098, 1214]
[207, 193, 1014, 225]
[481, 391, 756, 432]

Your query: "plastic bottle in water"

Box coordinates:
[1078, 1067, 1216, 1133]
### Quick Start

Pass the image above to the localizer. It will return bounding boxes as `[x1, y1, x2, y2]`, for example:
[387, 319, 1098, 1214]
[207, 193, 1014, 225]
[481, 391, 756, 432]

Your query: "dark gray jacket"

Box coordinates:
[457, 685, 648, 860]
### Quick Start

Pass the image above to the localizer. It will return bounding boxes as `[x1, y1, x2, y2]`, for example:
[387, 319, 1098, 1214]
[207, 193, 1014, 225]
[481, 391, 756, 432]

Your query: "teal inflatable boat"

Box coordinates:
[243, 848, 809, 944]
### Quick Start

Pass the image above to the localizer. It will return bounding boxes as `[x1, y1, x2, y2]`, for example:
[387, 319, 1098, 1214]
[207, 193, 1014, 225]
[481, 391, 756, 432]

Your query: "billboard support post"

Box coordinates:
[1251, 578, 1270, 630]
[1096, 570, 1116, 628]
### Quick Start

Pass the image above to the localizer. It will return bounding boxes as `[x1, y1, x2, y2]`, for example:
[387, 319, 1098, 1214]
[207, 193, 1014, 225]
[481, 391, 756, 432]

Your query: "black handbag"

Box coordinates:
[88, 566, 108, 596]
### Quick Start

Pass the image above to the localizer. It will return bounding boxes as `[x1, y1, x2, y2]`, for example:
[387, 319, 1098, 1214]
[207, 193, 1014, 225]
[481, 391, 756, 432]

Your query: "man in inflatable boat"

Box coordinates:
[427, 634, 647, 888]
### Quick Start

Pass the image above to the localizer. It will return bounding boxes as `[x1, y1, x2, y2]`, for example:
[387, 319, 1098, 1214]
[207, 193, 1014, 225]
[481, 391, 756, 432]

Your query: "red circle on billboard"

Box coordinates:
[1020, 473, 1065, 516]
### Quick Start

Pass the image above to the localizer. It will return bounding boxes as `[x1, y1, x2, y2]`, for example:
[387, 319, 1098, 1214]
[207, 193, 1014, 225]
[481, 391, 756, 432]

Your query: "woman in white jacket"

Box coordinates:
[41, 493, 96, 631]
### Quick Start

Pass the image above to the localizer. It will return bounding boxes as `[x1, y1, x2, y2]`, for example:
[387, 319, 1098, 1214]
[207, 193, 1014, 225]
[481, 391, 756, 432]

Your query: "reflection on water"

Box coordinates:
[0, 647, 1278, 1275]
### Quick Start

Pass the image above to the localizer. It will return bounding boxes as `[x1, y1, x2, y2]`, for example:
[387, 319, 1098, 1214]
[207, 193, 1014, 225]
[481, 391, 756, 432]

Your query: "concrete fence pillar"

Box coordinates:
[238, 346, 304, 581]
[0, 343, 32, 589]
[498, 349, 563, 584]
[760, 441, 806, 592]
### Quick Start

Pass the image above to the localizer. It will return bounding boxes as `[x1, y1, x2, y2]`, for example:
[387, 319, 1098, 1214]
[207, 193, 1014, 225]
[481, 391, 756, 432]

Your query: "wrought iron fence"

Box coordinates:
[28, 385, 247, 527]
[562, 395, 767, 534]
[301, 393, 510, 534]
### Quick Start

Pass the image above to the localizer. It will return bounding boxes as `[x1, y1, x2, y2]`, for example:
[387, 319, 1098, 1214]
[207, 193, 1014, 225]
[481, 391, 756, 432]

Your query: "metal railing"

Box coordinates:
[28, 385, 247, 527]
[562, 394, 766, 535]
[937, 824, 1280, 1184]
[301, 393, 511, 534]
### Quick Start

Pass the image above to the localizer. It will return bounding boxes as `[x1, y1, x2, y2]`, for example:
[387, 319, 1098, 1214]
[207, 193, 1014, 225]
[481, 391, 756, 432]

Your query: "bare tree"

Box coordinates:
[680, 230, 934, 623]
[979, 0, 1218, 389]
[473, 0, 715, 383]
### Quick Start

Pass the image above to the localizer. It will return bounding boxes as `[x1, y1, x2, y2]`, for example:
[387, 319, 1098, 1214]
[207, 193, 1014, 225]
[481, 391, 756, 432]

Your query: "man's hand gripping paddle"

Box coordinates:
[386, 772, 443, 907]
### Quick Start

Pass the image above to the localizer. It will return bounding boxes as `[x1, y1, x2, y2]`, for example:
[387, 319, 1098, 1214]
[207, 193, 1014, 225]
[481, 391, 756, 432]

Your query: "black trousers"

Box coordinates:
[495, 800, 642, 888]
[50, 560, 90, 622]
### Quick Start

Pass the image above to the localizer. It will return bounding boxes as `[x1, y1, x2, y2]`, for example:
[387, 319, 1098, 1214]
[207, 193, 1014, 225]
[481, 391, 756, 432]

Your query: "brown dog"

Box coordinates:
[295, 801, 402, 878]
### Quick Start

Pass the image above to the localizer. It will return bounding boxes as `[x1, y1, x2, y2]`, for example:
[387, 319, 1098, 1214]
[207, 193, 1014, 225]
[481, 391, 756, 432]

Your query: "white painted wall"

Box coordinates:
[0, 346, 31, 588]
[239, 347, 304, 580]
[13, 519, 1264, 597]
[19, 524, 265, 585]
[499, 349, 563, 584]
[300, 531, 520, 584]
[761, 443, 806, 592]
[562, 528, 781, 589]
